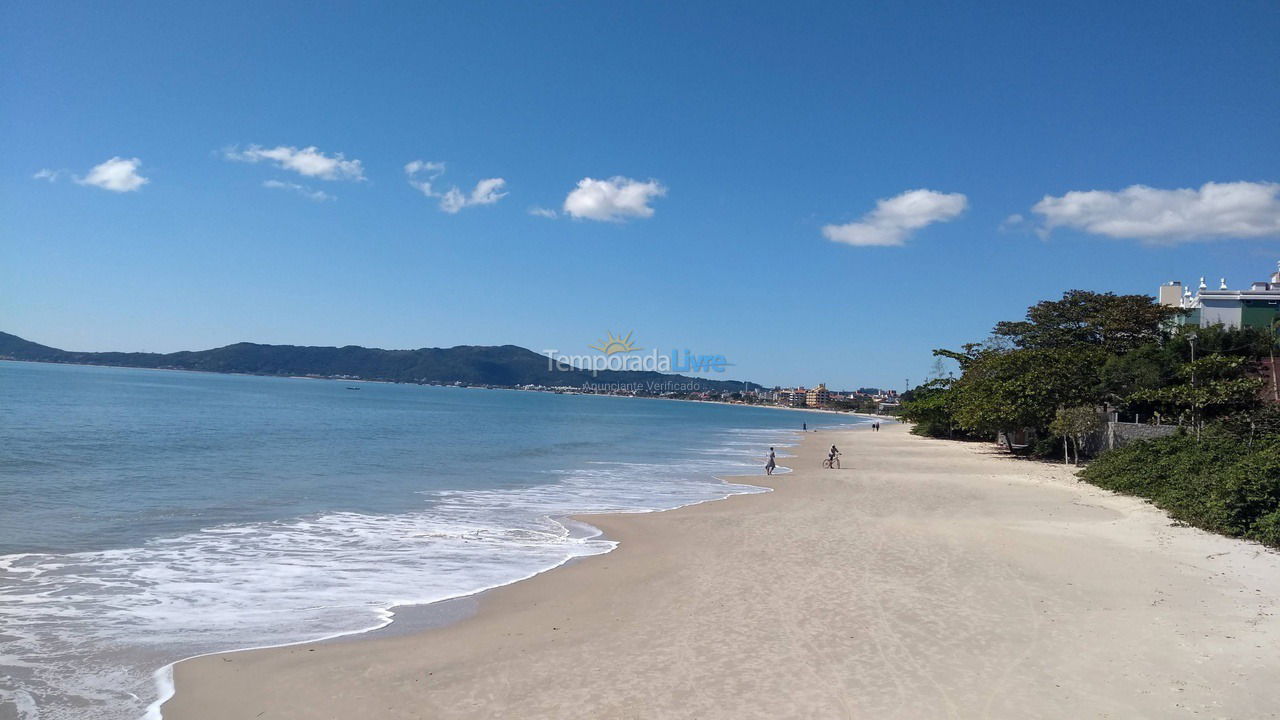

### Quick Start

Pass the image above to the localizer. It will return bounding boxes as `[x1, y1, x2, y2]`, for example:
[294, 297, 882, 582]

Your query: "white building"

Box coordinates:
[1159, 262, 1280, 331]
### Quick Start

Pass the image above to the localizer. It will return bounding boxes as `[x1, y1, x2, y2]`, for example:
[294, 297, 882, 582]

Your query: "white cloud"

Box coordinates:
[529, 206, 558, 219]
[404, 160, 444, 178]
[461, 177, 508, 208]
[262, 180, 334, 202]
[226, 145, 364, 181]
[33, 169, 63, 182]
[563, 176, 666, 222]
[74, 157, 149, 192]
[1031, 181, 1280, 243]
[999, 213, 1026, 232]
[405, 160, 446, 198]
[405, 160, 507, 214]
[822, 189, 967, 246]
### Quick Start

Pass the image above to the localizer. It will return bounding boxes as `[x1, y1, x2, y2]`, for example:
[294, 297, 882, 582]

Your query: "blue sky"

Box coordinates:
[4, 1, 1279, 390]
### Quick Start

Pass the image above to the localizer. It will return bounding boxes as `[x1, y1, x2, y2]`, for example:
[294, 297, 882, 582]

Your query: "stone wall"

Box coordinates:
[1105, 421, 1182, 450]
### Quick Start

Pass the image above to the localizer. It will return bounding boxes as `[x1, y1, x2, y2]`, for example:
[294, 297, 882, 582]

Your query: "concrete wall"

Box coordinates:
[1199, 299, 1243, 328]
[1106, 421, 1182, 450]
[1158, 283, 1183, 307]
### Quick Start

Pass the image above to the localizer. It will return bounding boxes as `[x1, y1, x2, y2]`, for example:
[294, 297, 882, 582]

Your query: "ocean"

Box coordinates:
[0, 360, 860, 719]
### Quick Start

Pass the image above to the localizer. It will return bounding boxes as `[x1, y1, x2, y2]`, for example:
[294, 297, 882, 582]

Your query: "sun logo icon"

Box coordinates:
[590, 331, 642, 355]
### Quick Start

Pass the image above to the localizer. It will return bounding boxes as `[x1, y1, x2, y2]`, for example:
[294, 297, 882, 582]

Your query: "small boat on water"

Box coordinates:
[346, 386, 361, 390]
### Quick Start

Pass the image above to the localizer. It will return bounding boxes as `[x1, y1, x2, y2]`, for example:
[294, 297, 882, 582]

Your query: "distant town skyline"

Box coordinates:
[4, 2, 1279, 388]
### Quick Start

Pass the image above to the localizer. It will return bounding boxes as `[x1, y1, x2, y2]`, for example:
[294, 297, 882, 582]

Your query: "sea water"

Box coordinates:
[0, 360, 859, 719]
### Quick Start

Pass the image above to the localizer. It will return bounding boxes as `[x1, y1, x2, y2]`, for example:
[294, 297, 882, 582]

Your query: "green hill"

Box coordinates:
[0, 332, 761, 393]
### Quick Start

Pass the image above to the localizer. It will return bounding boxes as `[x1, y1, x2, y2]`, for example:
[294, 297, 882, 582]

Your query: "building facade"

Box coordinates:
[805, 384, 830, 408]
[775, 388, 808, 407]
[1159, 263, 1280, 331]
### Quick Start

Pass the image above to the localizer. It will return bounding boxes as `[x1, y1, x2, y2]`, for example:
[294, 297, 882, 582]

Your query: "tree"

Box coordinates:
[1126, 355, 1264, 431]
[1097, 343, 1180, 409]
[931, 340, 1006, 371]
[899, 379, 958, 437]
[1050, 406, 1105, 465]
[1166, 325, 1270, 360]
[992, 290, 1178, 354]
[949, 346, 1108, 442]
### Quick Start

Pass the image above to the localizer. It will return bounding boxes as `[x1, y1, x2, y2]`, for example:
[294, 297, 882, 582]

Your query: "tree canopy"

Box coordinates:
[948, 346, 1108, 436]
[992, 290, 1179, 354]
[900, 287, 1268, 453]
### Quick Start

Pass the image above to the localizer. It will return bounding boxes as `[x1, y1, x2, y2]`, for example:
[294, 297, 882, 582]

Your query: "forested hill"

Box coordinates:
[0, 332, 761, 392]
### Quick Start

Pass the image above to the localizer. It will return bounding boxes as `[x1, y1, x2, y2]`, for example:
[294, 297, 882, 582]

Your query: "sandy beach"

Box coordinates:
[163, 423, 1280, 719]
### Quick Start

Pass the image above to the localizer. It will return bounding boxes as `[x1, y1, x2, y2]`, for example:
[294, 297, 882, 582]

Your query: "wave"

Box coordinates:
[0, 427, 800, 720]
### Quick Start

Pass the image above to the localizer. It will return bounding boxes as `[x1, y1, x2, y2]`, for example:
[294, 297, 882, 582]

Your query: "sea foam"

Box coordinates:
[0, 425, 804, 720]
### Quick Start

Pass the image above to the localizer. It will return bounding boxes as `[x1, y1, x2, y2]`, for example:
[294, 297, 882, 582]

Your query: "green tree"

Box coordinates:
[1049, 406, 1105, 465]
[949, 346, 1108, 442]
[993, 290, 1178, 353]
[1166, 325, 1271, 360]
[931, 341, 1005, 371]
[1126, 355, 1264, 430]
[899, 379, 958, 438]
[1097, 343, 1180, 409]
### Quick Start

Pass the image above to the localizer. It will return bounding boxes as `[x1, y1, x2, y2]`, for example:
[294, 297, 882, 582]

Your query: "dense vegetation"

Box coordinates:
[900, 291, 1269, 449]
[1082, 418, 1280, 546]
[898, 290, 1280, 547]
[0, 332, 760, 393]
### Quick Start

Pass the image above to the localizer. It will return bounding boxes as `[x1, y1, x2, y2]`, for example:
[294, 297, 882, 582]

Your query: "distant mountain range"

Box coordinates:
[0, 332, 761, 392]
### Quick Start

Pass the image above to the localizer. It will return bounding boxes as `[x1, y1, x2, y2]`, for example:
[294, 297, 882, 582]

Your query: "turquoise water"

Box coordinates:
[0, 360, 858, 719]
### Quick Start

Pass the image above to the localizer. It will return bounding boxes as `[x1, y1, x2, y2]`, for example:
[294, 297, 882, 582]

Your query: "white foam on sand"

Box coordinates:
[0, 426, 807, 720]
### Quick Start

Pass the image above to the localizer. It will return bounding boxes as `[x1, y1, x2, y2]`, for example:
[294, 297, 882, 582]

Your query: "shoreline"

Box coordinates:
[164, 424, 1280, 718]
[0, 358, 891, 421]
[147, 424, 818, 719]
[144, 523, 605, 720]
[4, 360, 853, 720]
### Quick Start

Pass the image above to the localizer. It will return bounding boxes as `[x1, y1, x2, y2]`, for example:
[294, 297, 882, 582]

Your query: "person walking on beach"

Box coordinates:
[802, 422, 807, 432]
[765, 447, 776, 475]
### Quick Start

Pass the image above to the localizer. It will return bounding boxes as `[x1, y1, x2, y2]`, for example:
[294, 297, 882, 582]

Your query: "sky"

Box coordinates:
[4, 1, 1279, 390]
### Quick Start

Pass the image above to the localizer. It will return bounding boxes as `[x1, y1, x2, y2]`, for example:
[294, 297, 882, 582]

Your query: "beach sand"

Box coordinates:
[163, 424, 1280, 719]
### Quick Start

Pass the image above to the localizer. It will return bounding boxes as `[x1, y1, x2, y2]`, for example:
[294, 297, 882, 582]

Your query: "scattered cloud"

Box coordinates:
[404, 160, 445, 180]
[262, 180, 334, 202]
[441, 177, 507, 213]
[822, 189, 967, 246]
[1031, 181, 1280, 243]
[405, 160, 507, 214]
[999, 213, 1026, 232]
[563, 176, 666, 222]
[33, 168, 64, 182]
[226, 145, 365, 181]
[75, 157, 149, 192]
[529, 206, 558, 219]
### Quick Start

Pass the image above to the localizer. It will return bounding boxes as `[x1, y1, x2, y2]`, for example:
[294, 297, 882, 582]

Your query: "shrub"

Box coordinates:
[1250, 510, 1280, 546]
[1081, 429, 1280, 548]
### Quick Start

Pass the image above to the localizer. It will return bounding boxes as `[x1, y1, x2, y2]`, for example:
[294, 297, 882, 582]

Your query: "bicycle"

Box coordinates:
[822, 454, 841, 469]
